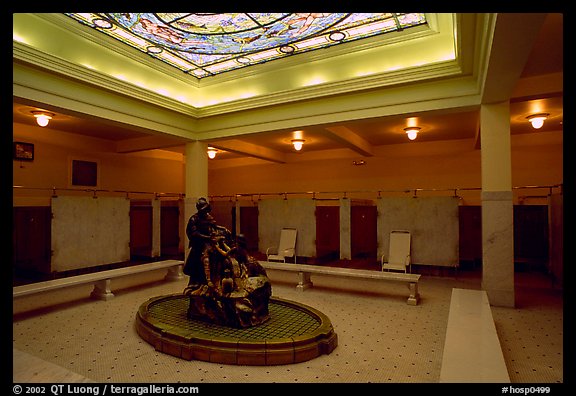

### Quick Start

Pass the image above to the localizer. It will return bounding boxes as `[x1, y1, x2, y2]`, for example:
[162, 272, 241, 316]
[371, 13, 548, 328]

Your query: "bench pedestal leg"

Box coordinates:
[165, 264, 185, 281]
[407, 282, 419, 305]
[90, 279, 114, 301]
[296, 272, 313, 291]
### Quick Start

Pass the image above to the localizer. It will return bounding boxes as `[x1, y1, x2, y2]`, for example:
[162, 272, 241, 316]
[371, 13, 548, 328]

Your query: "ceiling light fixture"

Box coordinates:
[526, 113, 549, 129]
[291, 139, 305, 151]
[207, 147, 218, 159]
[329, 31, 346, 41]
[404, 126, 421, 140]
[147, 45, 163, 54]
[32, 111, 54, 127]
[92, 18, 113, 29]
[279, 45, 295, 54]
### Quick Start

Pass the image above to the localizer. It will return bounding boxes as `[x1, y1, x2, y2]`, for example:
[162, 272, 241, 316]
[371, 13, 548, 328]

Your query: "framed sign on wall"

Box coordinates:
[13, 141, 34, 161]
[70, 158, 99, 187]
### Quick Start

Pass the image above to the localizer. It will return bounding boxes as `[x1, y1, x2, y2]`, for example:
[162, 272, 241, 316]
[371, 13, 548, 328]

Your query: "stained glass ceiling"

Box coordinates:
[65, 13, 427, 79]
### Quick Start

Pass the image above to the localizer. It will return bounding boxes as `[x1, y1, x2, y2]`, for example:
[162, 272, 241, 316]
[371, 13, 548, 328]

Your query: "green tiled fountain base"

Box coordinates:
[135, 294, 338, 365]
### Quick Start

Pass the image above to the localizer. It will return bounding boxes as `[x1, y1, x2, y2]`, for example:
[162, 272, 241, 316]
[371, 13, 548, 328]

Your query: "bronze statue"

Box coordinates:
[183, 198, 271, 328]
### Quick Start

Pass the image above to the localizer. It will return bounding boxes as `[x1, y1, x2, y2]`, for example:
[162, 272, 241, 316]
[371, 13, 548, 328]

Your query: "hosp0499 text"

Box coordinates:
[12, 384, 200, 396]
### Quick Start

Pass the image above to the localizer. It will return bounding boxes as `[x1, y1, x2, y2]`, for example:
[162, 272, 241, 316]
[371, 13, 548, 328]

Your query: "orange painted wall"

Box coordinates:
[209, 133, 563, 205]
[12, 123, 184, 206]
[13, 122, 562, 207]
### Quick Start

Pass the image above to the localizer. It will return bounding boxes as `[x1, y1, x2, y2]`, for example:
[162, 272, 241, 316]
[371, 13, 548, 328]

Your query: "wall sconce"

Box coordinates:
[291, 139, 305, 151]
[32, 111, 54, 127]
[526, 113, 549, 129]
[207, 147, 218, 159]
[404, 127, 420, 141]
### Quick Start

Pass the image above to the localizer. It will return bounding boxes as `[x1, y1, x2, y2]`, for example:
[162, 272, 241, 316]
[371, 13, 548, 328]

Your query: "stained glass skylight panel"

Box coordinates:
[65, 13, 427, 79]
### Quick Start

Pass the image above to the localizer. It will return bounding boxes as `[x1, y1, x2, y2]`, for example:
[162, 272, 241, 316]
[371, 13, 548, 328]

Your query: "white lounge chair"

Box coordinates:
[266, 228, 297, 263]
[381, 230, 411, 273]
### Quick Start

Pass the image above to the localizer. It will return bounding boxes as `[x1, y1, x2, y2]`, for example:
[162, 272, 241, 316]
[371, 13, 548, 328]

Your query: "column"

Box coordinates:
[183, 141, 209, 260]
[480, 102, 515, 307]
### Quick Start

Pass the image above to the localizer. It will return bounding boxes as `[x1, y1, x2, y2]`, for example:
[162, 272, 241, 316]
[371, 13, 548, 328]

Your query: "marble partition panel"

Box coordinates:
[210, 200, 235, 232]
[339, 198, 351, 260]
[258, 198, 316, 257]
[376, 197, 459, 267]
[151, 199, 161, 258]
[481, 191, 515, 307]
[51, 196, 130, 272]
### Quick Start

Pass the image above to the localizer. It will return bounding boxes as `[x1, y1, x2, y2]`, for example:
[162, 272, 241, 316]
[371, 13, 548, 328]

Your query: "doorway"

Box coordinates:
[239, 206, 259, 252]
[315, 205, 340, 262]
[161, 203, 180, 257]
[350, 205, 377, 259]
[13, 206, 52, 278]
[514, 205, 549, 271]
[130, 201, 152, 259]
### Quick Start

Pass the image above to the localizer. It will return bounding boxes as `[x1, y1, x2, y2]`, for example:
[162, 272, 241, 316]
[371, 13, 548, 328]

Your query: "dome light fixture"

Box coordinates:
[404, 126, 421, 141]
[207, 147, 218, 159]
[328, 31, 346, 42]
[526, 113, 549, 129]
[291, 139, 305, 151]
[92, 18, 113, 29]
[146, 46, 163, 54]
[32, 111, 54, 127]
[279, 45, 295, 54]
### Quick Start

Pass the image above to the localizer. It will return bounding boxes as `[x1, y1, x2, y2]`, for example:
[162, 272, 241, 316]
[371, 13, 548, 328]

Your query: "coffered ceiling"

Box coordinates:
[13, 13, 563, 164]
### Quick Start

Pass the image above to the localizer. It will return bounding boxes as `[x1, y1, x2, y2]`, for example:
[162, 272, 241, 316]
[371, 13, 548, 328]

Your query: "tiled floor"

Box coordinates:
[12, 262, 563, 384]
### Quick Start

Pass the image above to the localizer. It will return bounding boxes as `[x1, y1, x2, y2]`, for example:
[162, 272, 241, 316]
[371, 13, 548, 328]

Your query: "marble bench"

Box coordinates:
[13, 348, 93, 383]
[259, 261, 421, 305]
[440, 288, 510, 383]
[13, 259, 185, 301]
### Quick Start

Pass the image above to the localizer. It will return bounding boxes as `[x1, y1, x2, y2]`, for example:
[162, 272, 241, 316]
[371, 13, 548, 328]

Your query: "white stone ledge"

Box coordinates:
[13, 260, 184, 300]
[440, 288, 510, 383]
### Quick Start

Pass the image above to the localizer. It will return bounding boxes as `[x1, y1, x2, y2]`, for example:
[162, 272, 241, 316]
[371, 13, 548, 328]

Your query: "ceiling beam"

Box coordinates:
[473, 115, 481, 150]
[481, 13, 547, 104]
[210, 139, 286, 164]
[324, 126, 374, 157]
[116, 135, 189, 153]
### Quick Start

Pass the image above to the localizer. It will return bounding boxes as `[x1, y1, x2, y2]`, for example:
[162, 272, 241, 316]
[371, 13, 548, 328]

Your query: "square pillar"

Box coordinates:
[480, 102, 515, 307]
[481, 191, 515, 307]
[185, 141, 209, 199]
[184, 142, 209, 262]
